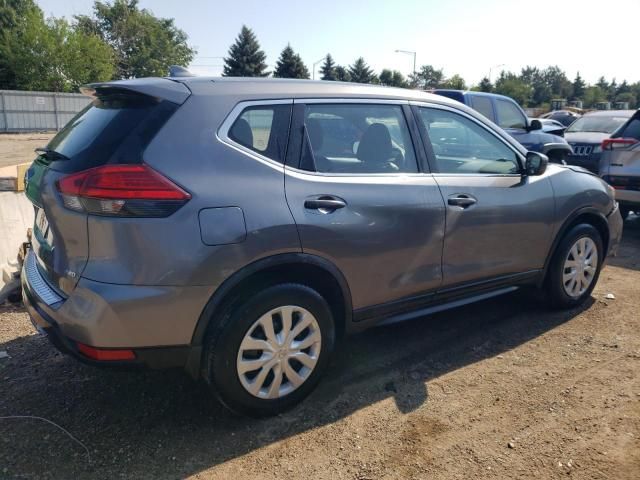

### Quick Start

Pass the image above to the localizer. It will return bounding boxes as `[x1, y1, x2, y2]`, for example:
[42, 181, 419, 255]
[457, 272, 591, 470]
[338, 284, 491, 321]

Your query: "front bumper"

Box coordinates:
[566, 151, 601, 174]
[615, 188, 640, 208]
[21, 249, 208, 371]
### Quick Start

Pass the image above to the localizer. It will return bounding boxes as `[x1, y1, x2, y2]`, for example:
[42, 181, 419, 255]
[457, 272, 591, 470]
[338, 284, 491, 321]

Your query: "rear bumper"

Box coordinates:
[21, 250, 210, 372]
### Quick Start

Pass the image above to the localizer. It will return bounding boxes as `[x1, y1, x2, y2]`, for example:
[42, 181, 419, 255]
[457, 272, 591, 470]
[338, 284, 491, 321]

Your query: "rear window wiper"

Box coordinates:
[35, 147, 69, 161]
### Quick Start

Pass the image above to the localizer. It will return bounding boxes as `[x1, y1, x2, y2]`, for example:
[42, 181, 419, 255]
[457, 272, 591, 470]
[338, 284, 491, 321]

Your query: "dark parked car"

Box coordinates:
[433, 90, 572, 163]
[565, 110, 634, 173]
[22, 77, 622, 416]
[599, 109, 640, 219]
[540, 109, 582, 127]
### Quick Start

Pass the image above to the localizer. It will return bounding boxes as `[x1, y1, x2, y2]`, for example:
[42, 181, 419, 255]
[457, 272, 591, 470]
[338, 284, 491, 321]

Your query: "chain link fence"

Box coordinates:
[0, 90, 90, 133]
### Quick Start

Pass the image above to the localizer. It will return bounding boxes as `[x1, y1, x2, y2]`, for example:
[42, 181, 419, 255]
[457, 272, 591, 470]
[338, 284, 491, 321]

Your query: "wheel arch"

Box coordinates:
[186, 253, 353, 376]
[540, 206, 610, 286]
[543, 143, 572, 162]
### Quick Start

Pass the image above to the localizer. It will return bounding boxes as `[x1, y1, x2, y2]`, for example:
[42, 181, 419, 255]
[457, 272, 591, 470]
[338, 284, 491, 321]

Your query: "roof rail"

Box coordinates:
[168, 65, 195, 78]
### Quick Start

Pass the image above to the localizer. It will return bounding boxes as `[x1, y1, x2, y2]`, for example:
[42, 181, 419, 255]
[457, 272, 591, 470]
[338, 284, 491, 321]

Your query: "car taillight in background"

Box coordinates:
[602, 138, 639, 151]
[56, 164, 191, 217]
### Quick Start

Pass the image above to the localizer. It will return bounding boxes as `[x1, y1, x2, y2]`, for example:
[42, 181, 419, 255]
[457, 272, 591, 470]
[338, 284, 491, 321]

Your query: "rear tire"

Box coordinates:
[545, 224, 603, 309]
[203, 283, 335, 417]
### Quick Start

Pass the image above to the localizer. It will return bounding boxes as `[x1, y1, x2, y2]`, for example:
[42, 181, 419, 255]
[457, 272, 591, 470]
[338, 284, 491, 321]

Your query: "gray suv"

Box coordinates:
[22, 77, 623, 416]
[599, 109, 640, 219]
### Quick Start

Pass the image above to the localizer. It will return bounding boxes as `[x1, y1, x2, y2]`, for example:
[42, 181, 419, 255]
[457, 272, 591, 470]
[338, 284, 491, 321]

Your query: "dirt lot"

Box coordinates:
[0, 218, 639, 479]
[0, 133, 54, 169]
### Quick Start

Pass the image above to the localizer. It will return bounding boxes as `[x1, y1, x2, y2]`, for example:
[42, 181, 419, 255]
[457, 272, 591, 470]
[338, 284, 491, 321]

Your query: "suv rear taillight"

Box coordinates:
[56, 164, 191, 217]
[602, 138, 639, 151]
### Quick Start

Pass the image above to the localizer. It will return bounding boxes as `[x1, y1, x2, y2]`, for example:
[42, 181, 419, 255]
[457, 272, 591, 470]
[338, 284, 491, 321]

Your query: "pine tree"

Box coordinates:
[478, 77, 493, 92]
[348, 57, 375, 84]
[273, 44, 309, 79]
[572, 72, 586, 100]
[320, 53, 336, 80]
[334, 65, 351, 82]
[223, 25, 268, 77]
[596, 76, 609, 92]
[608, 79, 618, 102]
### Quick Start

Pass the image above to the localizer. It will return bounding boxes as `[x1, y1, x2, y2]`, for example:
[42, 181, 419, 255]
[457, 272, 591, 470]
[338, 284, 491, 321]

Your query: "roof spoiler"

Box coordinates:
[80, 77, 191, 105]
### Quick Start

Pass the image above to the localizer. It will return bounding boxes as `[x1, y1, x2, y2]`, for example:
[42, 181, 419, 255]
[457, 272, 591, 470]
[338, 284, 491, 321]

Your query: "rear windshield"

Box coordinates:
[618, 116, 640, 141]
[566, 115, 630, 134]
[43, 93, 177, 172]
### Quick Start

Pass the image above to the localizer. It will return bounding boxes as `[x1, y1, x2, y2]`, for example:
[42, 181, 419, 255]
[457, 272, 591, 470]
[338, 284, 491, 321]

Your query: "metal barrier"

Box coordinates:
[0, 90, 90, 132]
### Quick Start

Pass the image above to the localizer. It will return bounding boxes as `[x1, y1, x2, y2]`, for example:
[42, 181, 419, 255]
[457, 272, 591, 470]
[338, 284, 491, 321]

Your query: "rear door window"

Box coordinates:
[495, 99, 527, 129]
[229, 104, 292, 163]
[469, 95, 495, 122]
[300, 103, 418, 174]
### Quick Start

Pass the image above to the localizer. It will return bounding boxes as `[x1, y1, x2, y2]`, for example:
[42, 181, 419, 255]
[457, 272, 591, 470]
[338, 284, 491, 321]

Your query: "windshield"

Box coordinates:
[566, 115, 629, 134]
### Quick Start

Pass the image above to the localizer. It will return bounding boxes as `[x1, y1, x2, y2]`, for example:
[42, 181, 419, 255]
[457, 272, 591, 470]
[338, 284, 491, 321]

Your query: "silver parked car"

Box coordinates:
[22, 76, 623, 416]
[599, 109, 640, 219]
[565, 110, 634, 173]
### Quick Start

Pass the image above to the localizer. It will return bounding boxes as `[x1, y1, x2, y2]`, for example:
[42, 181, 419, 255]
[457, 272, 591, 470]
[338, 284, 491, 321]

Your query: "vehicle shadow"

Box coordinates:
[0, 289, 593, 479]
[608, 213, 640, 271]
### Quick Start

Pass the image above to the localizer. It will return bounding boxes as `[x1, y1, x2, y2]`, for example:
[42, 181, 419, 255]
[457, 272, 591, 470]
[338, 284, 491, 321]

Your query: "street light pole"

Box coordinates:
[396, 49, 416, 76]
[395, 49, 417, 77]
[312, 57, 326, 80]
[488, 63, 505, 83]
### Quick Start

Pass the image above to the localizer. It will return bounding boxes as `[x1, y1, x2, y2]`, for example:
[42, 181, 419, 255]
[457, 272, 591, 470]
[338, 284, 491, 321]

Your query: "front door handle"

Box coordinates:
[447, 195, 477, 208]
[304, 196, 346, 212]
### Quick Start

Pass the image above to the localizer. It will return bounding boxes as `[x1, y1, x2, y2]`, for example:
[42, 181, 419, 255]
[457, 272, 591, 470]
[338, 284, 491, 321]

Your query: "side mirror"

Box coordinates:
[525, 151, 548, 176]
[528, 119, 543, 131]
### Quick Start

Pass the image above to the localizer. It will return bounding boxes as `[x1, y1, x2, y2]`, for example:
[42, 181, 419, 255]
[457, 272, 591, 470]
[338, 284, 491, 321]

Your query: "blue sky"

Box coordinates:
[37, 0, 640, 85]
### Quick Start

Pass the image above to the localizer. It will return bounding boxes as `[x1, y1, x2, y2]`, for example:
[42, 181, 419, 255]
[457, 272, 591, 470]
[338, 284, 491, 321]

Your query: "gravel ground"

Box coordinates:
[0, 133, 54, 169]
[0, 217, 639, 479]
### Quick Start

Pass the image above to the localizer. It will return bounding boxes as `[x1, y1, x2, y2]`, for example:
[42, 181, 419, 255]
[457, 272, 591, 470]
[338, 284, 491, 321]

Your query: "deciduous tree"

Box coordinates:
[1, 3, 113, 91]
[379, 69, 407, 87]
[75, 0, 195, 79]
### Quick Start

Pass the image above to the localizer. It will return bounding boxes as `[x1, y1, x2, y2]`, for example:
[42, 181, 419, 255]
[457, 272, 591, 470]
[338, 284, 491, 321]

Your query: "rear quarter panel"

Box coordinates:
[81, 88, 301, 288]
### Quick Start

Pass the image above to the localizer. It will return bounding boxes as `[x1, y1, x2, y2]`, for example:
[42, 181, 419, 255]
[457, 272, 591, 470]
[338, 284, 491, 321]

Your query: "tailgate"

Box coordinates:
[26, 159, 88, 295]
[24, 79, 188, 295]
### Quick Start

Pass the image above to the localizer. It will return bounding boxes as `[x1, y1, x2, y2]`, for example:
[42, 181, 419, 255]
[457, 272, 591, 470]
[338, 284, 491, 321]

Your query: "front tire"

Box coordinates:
[545, 224, 603, 309]
[203, 283, 335, 417]
[547, 150, 568, 165]
[620, 207, 631, 221]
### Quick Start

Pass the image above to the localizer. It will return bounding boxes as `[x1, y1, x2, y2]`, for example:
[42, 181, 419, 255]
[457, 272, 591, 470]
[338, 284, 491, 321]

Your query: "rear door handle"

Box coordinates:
[304, 196, 346, 212]
[447, 195, 477, 208]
